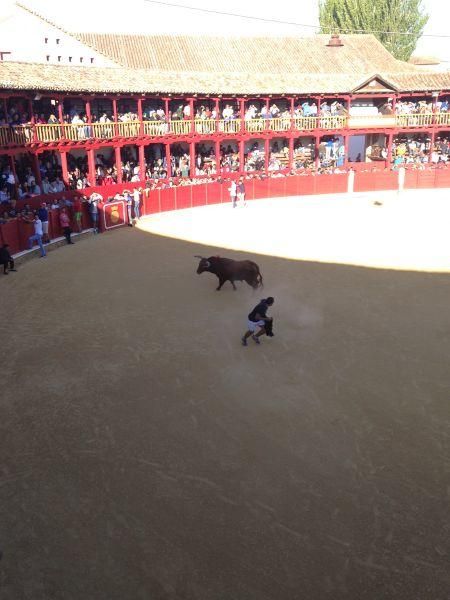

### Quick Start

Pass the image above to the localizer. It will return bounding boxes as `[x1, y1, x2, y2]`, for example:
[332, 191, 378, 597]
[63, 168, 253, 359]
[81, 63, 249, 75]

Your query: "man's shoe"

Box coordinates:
[252, 335, 260, 345]
[241, 337, 248, 346]
[9, 269, 17, 272]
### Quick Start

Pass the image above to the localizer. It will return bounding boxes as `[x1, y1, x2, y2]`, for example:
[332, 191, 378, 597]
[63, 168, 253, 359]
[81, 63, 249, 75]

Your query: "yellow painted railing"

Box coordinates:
[143, 120, 170, 136]
[293, 117, 319, 130]
[169, 120, 191, 135]
[434, 112, 450, 126]
[2, 113, 450, 148]
[0, 124, 33, 145]
[268, 117, 292, 132]
[395, 113, 434, 127]
[117, 120, 141, 137]
[91, 122, 114, 139]
[218, 119, 241, 134]
[244, 119, 264, 133]
[194, 119, 217, 134]
[319, 115, 346, 129]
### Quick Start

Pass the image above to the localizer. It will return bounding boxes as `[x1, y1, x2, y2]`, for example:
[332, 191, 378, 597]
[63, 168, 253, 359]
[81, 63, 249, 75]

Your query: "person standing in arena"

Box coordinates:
[237, 177, 246, 206]
[88, 193, 101, 233]
[37, 202, 50, 244]
[72, 196, 83, 232]
[228, 179, 237, 208]
[241, 296, 274, 346]
[133, 187, 141, 221]
[25, 213, 46, 257]
[59, 207, 74, 244]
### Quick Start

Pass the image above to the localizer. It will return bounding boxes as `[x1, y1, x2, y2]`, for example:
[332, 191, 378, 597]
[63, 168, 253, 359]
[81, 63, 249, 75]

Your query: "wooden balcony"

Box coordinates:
[1, 113, 449, 149]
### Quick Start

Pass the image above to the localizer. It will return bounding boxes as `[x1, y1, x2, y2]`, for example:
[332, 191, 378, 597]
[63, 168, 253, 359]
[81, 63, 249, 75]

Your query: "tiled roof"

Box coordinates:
[1, 33, 449, 96]
[74, 33, 413, 75]
[1, 60, 449, 96]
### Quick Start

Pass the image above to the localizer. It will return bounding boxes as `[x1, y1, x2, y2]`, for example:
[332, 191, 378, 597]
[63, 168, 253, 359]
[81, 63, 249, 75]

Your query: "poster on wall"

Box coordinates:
[103, 201, 126, 229]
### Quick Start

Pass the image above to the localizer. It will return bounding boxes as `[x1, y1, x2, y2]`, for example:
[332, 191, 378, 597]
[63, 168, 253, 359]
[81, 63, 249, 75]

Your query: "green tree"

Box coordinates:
[318, 0, 429, 61]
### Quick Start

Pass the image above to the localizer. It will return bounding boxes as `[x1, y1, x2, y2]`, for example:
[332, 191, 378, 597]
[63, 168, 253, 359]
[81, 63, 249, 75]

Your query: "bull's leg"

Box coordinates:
[216, 277, 226, 290]
[231, 280, 237, 291]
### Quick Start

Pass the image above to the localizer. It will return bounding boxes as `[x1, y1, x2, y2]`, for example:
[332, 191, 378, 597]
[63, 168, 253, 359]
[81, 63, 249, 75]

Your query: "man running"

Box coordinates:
[25, 213, 46, 257]
[241, 296, 274, 346]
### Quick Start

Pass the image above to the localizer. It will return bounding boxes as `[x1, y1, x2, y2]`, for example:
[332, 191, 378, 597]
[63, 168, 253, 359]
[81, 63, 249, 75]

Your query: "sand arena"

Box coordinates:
[1, 188, 449, 599]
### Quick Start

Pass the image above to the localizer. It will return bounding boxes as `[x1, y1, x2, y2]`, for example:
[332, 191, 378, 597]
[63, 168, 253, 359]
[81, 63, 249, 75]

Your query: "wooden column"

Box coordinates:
[189, 141, 196, 178]
[343, 134, 349, 169]
[239, 98, 245, 132]
[215, 140, 221, 175]
[315, 135, 320, 169]
[137, 98, 143, 136]
[386, 133, 393, 166]
[32, 153, 42, 186]
[138, 144, 146, 181]
[87, 149, 96, 186]
[288, 136, 294, 170]
[264, 138, 270, 172]
[189, 98, 195, 133]
[214, 97, 220, 132]
[112, 98, 118, 137]
[165, 143, 171, 178]
[115, 146, 123, 183]
[85, 98, 92, 122]
[84, 98, 92, 139]
[57, 100, 65, 138]
[59, 150, 69, 186]
[264, 97, 269, 131]
[239, 139, 245, 174]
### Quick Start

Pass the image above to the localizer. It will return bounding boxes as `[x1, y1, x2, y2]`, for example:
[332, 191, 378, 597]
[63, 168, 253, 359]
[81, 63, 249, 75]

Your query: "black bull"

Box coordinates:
[195, 256, 263, 291]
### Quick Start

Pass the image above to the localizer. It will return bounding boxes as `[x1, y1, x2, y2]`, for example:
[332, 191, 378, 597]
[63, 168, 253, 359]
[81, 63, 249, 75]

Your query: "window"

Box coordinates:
[46, 55, 50, 62]
[57, 56, 61, 62]
[90, 57, 94, 64]
[68, 56, 72, 62]
[44, 37, 48, 44]
[80, 57, 83, 63]
[56, 38, 60, 45]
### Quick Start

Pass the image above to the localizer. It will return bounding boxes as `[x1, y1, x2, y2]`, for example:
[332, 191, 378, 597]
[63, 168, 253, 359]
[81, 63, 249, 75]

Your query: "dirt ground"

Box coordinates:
[1, 193, 450, 600]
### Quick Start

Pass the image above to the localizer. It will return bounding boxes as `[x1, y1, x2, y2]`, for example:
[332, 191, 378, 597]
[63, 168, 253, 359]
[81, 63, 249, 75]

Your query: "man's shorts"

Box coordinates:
[42, 221, 49, 234]
[247, 319, 265, 332]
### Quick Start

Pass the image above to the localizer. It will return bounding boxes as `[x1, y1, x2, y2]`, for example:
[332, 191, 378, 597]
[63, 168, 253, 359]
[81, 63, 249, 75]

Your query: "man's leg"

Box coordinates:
[8, 259, 16, 272]
[2, 260, 7, 274]
[29, 234, 37, 250]
[38, 235, 46, 256]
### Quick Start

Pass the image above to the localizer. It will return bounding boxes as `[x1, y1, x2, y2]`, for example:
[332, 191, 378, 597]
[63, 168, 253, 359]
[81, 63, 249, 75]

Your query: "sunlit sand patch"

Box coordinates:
[137, 189, 450, 273]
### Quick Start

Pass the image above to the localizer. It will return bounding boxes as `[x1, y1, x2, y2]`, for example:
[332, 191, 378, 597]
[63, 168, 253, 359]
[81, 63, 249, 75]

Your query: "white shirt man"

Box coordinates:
[27, 215, 46, 256]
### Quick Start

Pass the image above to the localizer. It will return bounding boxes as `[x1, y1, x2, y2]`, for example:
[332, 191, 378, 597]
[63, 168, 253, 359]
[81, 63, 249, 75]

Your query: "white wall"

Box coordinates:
[0, 5, 116, 66]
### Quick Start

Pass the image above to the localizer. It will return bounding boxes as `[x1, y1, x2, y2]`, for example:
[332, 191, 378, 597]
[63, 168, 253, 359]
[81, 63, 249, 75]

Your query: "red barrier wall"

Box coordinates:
[3, 172, 450, 257]
[176, 186, 192, 210]
[354, 171, 398, 192]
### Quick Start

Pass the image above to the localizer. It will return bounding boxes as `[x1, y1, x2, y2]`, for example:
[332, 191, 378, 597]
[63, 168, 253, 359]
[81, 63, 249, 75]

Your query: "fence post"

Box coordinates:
[347, 169, 354, 193]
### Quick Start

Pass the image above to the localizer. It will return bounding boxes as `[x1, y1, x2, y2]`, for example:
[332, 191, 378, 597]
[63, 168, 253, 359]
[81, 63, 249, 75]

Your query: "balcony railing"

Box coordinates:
[1, 113, 449, 147]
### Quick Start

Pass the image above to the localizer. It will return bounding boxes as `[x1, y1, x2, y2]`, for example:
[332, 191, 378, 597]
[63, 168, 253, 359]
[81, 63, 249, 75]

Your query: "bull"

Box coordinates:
[195, 255, 263, 291]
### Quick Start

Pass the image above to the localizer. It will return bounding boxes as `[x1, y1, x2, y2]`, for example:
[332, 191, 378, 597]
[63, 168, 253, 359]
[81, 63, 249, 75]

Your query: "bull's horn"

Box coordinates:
[194, 255, 204, 259]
